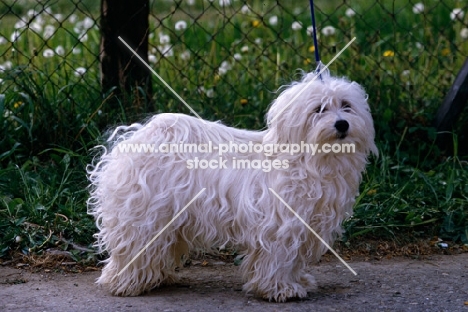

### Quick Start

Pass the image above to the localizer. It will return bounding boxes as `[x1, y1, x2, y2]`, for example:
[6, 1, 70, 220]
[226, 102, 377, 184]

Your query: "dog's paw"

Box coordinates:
[299, 273, 317, 291]
[263, 283, 308, 302]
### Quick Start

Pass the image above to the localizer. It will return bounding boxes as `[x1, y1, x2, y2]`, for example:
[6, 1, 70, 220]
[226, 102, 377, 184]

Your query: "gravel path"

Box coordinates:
[1, 253, 467, 311]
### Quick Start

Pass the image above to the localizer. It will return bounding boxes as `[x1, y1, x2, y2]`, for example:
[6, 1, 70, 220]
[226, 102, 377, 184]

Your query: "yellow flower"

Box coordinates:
[308, 45, 315, 53]
[214, 74, 220, 82]
[13, 101, 23, 109]
[303, 58, 312, 65]
[383, 50, 395, 57]
[252, 20, 261, 28]
[240, 99, 248, 105]
[441, 48, 450, 56]
[366, 189, 377, 196]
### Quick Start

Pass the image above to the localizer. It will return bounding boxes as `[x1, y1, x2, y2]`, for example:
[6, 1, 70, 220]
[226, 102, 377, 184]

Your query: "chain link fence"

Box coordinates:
[0, 0, 467, 143]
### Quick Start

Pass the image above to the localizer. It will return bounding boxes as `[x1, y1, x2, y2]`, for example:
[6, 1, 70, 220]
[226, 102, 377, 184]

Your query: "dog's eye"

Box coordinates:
[342, 100, 352, 111]
[314, 105, 327, 113]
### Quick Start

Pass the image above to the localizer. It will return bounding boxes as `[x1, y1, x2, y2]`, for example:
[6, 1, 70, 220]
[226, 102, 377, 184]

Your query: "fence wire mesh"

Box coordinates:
[0, 0, 467, 131]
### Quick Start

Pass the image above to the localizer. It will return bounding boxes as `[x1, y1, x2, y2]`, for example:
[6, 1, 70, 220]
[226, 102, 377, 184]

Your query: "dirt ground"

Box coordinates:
[1, 253, 468, 312]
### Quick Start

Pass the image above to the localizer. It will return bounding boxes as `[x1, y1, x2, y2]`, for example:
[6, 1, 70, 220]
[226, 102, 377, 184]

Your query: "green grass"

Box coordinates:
[0, 0, 467, 259]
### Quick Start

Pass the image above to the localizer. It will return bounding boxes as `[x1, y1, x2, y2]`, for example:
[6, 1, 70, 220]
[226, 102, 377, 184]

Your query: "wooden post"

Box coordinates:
[100, 0, 152, 115]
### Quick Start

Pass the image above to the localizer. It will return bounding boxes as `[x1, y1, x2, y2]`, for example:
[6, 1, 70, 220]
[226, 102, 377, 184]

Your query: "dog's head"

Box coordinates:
[264, 71, 378, 157]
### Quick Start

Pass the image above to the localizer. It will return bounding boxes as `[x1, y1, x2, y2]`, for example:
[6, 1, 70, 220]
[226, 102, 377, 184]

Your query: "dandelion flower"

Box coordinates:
[218, 61, 232, 75]
[82, 17, 94, 29]
[291, 21, 302, 31]
[43, 48, 54, 58]
[159, 34, 170, 44]
[14, 20, 27, 29]
[383, 50, 395, 57]
[30, 22, 43, 32]
[461, 28, 468, 39]
[252, 20, 261, 28]
[43, 25, 55, 39]
[206, 88, 214, 98]
[240, 99, 248, 105]
[308, 45, 315, 53]
[54, 14, 64, 22]
[180, 50, 191, 61]
[241, 5, 250, 14]
[321, 26, 336, 36]
[78, 32, 88, 42]
[175, 20, 187, 31]
[27, 9, 38, 18]
[412, 3, 424, 14]
[10, 30, 21, 42]
[219, 0, 231, 7]
[450, 8, 464, 21]
[69, 14, 78, 23]
[306, 26, 314, 36]
[159, 44, 173, 57]
[241, 45, 249, 53]
[148, 54, 157, 63]
[55, 45, 65, 56]
[441, 48, 450, 56]
[345, 8, 356, 17]
[269, 16, 278, 26]
[13, 101, 23, 109]
[74, 67, 86, 77]
[304, 58, 312, 65]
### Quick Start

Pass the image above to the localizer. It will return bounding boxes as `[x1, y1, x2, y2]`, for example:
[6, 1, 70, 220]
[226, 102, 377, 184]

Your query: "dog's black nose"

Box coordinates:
[334, 120, 349, 133]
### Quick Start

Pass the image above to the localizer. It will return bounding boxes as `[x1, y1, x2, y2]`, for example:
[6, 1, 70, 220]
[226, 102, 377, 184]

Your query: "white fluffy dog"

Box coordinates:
[88, 71, 377, 302]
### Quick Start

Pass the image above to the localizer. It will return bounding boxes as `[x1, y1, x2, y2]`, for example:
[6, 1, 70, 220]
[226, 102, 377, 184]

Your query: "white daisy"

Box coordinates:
[233, 53, 242, 61]
[241, 45, 249, 53]
[241, 5, 250, 14]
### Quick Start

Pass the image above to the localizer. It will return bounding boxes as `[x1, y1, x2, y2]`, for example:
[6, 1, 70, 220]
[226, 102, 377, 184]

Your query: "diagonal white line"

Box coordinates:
[268, 37, 357, 124]
[117, 188, 206, 276]
[118, 36, 206, 124]
[268, 188, 357, 276]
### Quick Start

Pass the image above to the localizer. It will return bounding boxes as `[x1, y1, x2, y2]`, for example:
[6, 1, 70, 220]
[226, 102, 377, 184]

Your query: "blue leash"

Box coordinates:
[308, 0, 323, 80]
